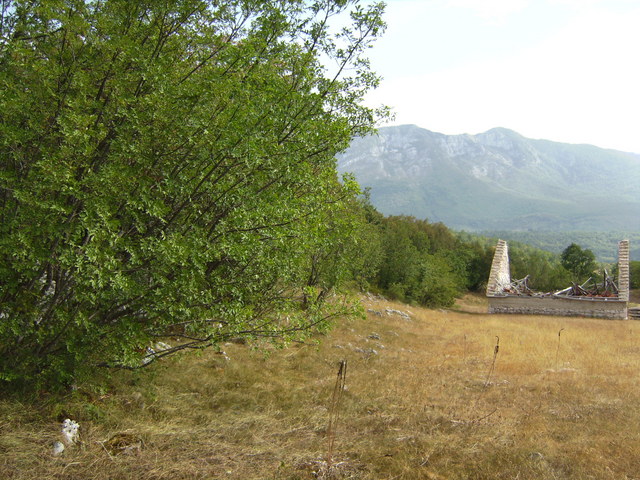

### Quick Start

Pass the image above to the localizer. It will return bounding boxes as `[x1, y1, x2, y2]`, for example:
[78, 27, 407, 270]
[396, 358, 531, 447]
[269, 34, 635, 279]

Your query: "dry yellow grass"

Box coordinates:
[3, 293, 640, 479]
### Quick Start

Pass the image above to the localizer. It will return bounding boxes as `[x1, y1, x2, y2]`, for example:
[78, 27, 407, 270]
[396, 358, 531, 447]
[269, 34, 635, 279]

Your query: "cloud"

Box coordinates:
[367, 1, 640, 152]
[442, 0, 530, 24]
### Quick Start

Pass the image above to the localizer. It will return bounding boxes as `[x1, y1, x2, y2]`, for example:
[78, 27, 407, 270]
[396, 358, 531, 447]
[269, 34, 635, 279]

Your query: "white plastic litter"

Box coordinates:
[61, 418, 80, 445]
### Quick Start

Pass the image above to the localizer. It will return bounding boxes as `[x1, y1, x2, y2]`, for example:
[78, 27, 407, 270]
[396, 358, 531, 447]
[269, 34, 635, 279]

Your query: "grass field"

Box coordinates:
[3, 293, 640, 479]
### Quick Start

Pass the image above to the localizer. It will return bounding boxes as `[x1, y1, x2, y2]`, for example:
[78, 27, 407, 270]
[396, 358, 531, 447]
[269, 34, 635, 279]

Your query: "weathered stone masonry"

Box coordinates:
[486, 240, 630, 320]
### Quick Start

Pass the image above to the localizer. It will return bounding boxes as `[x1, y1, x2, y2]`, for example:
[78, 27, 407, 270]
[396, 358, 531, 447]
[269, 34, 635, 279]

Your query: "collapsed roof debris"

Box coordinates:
[500, 272, 620, 298]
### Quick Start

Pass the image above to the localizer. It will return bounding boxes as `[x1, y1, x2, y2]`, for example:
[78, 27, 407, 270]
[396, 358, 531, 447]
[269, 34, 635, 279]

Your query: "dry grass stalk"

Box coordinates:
[463, 334, 467, 364]
[555, 327, 565, 370]
[326, 359, 347, 467]
[483, 335, 500, 388]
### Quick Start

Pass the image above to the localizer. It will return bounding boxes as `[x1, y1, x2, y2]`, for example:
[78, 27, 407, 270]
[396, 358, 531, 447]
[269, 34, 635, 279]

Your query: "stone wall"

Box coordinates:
[486, 239, 630, 320]
[487, 295, 628, 319]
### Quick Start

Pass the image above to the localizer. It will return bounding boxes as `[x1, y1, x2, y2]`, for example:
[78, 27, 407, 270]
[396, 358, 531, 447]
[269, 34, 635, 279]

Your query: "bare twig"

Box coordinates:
[451, 408, 498, 426]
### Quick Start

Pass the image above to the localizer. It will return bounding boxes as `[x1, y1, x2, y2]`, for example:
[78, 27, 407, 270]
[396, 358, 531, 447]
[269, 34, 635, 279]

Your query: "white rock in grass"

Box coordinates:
[384, 308, 411, 319]
[153, 341, 171, 352]
[52, 441, 65, 456]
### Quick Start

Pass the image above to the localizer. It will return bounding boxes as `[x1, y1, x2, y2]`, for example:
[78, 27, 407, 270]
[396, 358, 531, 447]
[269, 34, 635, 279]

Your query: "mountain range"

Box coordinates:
[337, 125, 640, 232]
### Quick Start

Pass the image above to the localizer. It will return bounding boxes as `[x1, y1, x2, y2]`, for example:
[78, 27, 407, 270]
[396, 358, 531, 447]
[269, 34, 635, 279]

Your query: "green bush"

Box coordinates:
[0, 0, 386, 388]
[370, 216, 492, 307]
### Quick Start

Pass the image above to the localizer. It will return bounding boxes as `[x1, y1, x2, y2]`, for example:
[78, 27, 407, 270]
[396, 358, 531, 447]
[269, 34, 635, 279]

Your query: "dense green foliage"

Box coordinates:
[364, 215, 494, 307]
[508, 245, 572, 292]
[630, 261, 640, 289]
[0, 0, 387, 388]
[561, 243, 598, 282]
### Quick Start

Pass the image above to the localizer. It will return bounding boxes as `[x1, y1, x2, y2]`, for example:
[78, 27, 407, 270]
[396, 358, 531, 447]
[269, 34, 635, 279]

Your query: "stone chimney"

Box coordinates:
[486, 239, 510, 296]
[618, 240, 630, 303]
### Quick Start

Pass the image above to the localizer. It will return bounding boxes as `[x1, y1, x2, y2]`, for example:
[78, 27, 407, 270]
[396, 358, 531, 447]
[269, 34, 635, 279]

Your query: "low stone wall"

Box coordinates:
[487, 295, 628, 320]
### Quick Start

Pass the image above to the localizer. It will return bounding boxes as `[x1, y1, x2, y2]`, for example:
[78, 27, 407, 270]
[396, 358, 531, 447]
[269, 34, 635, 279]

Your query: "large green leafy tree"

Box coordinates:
[0, 0, 387, 387]
[560, 243, 597, 282]
[510, 247, 572, 292]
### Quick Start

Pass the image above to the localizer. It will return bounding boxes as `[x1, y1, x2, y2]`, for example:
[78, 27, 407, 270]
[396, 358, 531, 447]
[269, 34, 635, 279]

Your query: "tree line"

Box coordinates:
[480, 230, 640, 263]
[353, 202, 619, 307]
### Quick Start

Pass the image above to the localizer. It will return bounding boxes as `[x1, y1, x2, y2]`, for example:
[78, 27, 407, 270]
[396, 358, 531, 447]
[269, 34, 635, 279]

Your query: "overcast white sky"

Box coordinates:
[364, 0, 640, 153]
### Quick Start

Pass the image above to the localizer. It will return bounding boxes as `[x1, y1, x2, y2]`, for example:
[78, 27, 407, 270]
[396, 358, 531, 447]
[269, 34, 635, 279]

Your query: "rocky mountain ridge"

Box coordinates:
[337, 125, 640, 232]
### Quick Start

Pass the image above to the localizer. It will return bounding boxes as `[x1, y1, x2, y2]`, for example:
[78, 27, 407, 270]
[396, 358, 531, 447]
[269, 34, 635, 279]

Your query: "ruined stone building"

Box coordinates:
[486, 240, 630, 319]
